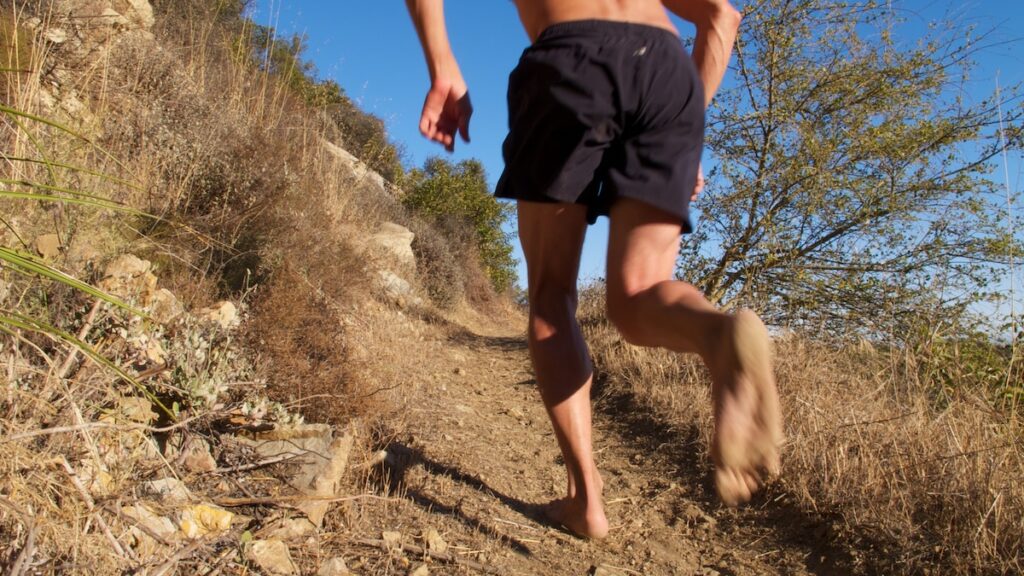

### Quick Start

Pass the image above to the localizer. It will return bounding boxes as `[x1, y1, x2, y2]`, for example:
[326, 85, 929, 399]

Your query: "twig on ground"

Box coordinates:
[211, 452, 302, 474]
[58, 457, 136, 563]
[354, 538, 501, 574]
[2, 414, 205, 443]
[53, 299, 103, 383]
[1, 496, 39, 576]
[102, 503, 174, 548]
[492, 516, 539, 531]
[214, 493, 397, 507]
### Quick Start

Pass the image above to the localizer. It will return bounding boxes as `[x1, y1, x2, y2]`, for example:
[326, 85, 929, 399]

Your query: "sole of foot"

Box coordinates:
[713, 309, 784, 507]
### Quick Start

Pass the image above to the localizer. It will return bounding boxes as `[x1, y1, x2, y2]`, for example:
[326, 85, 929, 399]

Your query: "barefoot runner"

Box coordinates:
[405, 0, 784, 539]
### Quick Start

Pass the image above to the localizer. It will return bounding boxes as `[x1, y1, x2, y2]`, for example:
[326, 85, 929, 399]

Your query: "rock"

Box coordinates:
[378, 270, 412, 300]
[178, 504, 234, 539]
[198, 301, 240, 330]
[680, 503, 717, 529]
[143, 478, 192, 504]
[382, 531, 403, 550]
[369, 222, 416, 269]
[98, 8, 130, 29]
[424, 528, 447, 554]
[123, 504, 178, 538]
[321, 139, 389, 195]
[34, 234, 61, 259]
[454, 367, 466, 376]
[117, 396, 157, 423]
[100, 254, 157, 301]
[181, 438, 217, 473]
[409, 565, 430, 576]
[122, 0, 155, 30]
[43, 28, 68, 44]
[149, 288, 184, 324]
[318, 557, 350, 576]
[78, 460, 113, 497]
[123, 504, 178, 556]
[246, 539, 298, 575]
[236, 423, 355, 527]
[144, 337, 166, 365]
[263, 517, 316, 541]
[297, 431, 355, 526]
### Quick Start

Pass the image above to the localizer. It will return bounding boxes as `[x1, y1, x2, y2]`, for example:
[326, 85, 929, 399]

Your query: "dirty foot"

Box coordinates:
[710, 309, 784, 507]
[543, 496, 609, 539]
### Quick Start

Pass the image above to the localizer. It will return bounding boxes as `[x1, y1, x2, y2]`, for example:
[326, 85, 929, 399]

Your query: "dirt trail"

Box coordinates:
[343, 314, 833, 575]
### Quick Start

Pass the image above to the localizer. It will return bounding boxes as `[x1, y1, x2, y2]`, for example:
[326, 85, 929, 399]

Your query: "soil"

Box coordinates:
[327, 312, 848, 576]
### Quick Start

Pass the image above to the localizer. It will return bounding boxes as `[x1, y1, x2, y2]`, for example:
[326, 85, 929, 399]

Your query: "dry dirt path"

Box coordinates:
[340, 314, 834, 575]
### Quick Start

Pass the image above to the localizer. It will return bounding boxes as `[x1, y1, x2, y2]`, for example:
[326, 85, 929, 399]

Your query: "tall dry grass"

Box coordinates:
[0, 1, 498, 571]
[578, 284, 1023, 575]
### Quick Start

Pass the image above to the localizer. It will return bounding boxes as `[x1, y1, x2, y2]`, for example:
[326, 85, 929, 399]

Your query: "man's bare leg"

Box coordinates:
[518, 200, 609, 539]
[606, 199, 783, 506]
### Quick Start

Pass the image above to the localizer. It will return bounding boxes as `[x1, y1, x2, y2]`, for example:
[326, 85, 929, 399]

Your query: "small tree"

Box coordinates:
[685, 0, 1023, 336]
[404, 157, 517, 292]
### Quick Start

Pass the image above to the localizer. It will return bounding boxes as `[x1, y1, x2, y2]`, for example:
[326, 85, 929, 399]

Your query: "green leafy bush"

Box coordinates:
[402, 157, 516, 292]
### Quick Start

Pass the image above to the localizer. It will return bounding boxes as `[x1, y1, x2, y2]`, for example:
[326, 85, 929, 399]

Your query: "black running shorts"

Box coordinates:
[495, 20, 705, 231]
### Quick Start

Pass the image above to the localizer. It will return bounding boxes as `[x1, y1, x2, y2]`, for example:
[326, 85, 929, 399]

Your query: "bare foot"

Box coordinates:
[709, 309, 783, 507]
[544, 496, 609, 539]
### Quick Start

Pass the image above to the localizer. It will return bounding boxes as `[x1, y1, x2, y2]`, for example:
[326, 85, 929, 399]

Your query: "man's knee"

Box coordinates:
[528, 282, 579, 336]
[606, 290, 653, 346]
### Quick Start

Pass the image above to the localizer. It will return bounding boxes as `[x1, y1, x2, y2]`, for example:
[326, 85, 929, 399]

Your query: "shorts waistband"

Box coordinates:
[535, 19, 680, 44]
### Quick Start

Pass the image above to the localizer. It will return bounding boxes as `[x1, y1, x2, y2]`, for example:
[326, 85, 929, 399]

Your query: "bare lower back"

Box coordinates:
[513, 0, 676, 41]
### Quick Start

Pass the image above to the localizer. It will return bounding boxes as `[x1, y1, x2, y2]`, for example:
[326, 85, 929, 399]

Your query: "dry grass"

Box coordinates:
[0, 1, 492, 572]
[579, 284, 1023, 574]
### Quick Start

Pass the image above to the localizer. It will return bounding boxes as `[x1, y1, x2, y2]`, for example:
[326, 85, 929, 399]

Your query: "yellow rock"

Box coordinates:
[178, 504, 234, 539]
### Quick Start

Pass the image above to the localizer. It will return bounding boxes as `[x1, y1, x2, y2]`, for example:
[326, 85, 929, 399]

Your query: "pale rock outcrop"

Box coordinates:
[321, 139, 388, 195]
[369, 222, 416, 270]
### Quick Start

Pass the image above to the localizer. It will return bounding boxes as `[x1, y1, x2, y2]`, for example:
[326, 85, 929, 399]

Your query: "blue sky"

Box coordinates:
[252, 0, 1023, 322]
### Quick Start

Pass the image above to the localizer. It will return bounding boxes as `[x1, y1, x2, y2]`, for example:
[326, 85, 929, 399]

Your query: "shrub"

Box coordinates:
[403, 157, 517, 292]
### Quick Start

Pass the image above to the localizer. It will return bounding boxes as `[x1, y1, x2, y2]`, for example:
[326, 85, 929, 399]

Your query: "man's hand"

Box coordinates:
[419, 77, 472, 152]
[691, 163, 705, 202]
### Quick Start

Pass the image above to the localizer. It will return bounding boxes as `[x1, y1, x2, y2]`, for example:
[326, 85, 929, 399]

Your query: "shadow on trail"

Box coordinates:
[375, 441, 548, 557]
[447, 329, 527, 354]
[590, 371, 888, 576]
[407, 305, 527, 353]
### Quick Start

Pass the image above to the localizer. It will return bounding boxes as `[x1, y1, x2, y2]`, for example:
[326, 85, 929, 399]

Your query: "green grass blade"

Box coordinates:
[2, 155, 143, 191]
[0, 311, 174, 420]
[0, 178, 146, 206]
[0, 247, 148, 318]
[7, 113, 59, 186]
[0, 104, 131, 173]
[0, 189, 151, 216]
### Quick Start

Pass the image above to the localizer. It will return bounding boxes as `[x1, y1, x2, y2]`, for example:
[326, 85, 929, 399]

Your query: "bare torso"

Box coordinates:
[512, 0, 676, 41]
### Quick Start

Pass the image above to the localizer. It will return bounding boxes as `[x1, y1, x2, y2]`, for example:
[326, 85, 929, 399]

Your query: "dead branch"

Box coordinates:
[2, 414, 206, 443]
[1, 495, 38, 576]
[102, 503, 174, 548]
[58, 457, 136, 563]
[53, 299, 104, 383]
[354, 538, 501, 575]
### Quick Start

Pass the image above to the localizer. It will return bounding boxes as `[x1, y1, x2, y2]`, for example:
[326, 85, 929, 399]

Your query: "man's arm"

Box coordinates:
[662, 0, 742, 107]
[405, 0, 472, 151]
